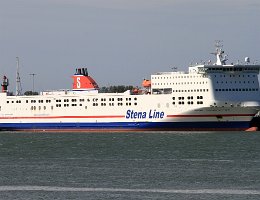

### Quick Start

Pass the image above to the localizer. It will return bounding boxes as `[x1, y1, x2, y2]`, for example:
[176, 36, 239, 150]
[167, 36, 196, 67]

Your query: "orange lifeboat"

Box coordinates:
[142, 79, 151, 88]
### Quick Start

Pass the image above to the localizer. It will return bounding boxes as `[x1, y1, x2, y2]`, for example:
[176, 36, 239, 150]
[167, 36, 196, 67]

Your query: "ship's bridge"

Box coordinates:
[189, 41, 260, 75]
[190, 64, 260, 74]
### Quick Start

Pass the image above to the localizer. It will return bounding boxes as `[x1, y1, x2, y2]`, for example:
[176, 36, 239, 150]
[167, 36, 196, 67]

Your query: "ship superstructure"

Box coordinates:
[0, 43, 260, 131]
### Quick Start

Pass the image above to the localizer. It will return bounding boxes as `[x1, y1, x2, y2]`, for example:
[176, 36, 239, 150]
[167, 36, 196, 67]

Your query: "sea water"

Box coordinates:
[0, 131, 260, 200]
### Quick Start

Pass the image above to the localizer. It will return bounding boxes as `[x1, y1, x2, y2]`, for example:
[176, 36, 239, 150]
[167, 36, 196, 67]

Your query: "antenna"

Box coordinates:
[29, 73, 36, 93]
[215, 40, 223, 49]
[16, 57, 22, 96]
[211, 40, 227, 65]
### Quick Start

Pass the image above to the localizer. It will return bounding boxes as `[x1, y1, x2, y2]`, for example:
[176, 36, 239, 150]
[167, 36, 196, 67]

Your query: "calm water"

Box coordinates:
[0, 131, 260, 199]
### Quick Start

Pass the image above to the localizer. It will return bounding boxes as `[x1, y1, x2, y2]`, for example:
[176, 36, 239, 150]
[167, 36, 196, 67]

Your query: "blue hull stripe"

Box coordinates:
[0, 121, 251, 131]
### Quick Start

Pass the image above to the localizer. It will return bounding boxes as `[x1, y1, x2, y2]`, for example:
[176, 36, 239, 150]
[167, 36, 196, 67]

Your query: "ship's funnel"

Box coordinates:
[72, 68, 99, 90]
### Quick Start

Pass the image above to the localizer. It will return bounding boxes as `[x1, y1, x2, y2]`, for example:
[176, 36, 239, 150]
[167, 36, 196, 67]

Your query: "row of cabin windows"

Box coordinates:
[101, 98, 134, 101]
[57, 99, 83, 102]
[31, 105, 83, 110]
[93, 98, 138, 102]
[93, 102, 137, 106]
[152, 75, 203, 79]
[153, 74, 257, 79]
[173, 89, 209, 92]
[31, 106, 47, 110]
[31, 105, 90, 110]
[172, 96, 203, 100]
[31, 100, 51, 103]
[215, 88, 259, 92]
[153, 82, 207, 85]
[6, 97, 138, 104]
[7, 100, 22, 104]
[216, 81, 255, 84]
[29, 101, 140, 110]
[13, 102, 139, 111]
[107, 98, 137, 101]
[7, 99, 60, 104]
[214, 74, 256, 78]
[172, 101, 203, 105]
[208, 68, 258, 72]
[153, 80, 257, 86]
[152, 74, 256, 80]
[56, 104, 82, 107]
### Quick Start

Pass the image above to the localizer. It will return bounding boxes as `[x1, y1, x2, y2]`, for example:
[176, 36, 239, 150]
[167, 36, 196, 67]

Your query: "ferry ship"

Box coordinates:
[0, 43, 260, 131]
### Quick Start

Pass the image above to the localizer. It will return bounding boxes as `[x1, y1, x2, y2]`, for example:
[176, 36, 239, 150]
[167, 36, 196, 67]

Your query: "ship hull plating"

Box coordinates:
[0, 121, 253, 132]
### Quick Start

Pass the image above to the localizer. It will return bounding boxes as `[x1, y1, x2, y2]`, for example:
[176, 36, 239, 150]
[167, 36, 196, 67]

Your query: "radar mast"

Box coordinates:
[16, 57, 22, 96]
[211, 40, 228, 65]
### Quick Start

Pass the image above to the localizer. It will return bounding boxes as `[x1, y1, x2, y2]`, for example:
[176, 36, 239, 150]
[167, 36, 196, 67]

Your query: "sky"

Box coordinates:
[0, 0, 260, 92]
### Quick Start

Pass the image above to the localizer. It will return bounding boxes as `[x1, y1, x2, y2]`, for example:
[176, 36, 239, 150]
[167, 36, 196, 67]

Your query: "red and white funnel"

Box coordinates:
[72, 68, 99, 90]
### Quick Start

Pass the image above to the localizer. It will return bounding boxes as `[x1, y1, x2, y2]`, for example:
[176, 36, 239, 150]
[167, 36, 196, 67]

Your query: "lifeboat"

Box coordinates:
[142, 79, 151, 88]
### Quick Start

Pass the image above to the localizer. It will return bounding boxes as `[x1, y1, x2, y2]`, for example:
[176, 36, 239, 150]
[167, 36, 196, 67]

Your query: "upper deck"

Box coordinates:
[150, 42, 260, 96]
[190, 41, 260, 74]
[190, 64, 260, 74]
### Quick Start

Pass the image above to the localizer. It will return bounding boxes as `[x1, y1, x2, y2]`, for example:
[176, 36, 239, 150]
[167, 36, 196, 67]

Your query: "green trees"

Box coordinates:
[24, 91, 39, 95]
[99, 85, 134, 93]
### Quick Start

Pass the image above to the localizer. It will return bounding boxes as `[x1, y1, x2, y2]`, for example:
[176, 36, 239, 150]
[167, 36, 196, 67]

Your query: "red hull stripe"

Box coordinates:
[0, 115, 125, 120]
[167, 114, 255, 118]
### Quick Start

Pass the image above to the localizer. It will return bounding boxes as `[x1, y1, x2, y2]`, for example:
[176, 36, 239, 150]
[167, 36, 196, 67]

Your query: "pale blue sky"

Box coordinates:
[1, 0, 260, 92]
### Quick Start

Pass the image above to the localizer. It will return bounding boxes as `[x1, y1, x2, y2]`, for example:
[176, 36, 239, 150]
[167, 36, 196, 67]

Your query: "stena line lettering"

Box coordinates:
[126, 109, 164, 119]
[148, 109, 164, 119]
[126, 110, 146, 119]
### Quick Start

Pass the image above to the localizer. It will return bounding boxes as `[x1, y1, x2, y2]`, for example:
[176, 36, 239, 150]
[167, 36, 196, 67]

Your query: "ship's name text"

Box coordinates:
[126, 109, 164, 119]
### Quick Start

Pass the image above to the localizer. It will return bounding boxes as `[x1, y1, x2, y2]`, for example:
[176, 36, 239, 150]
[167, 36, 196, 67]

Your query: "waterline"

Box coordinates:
[0, 186, 260, 195]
